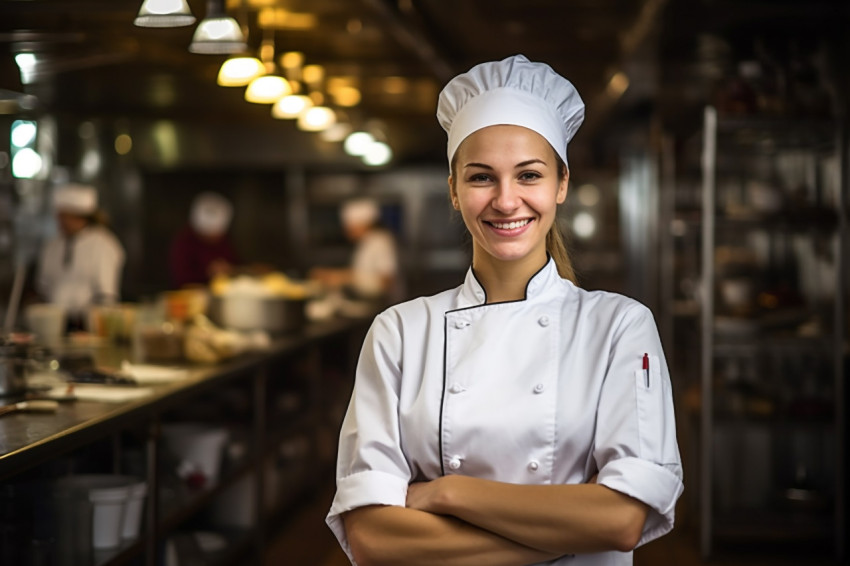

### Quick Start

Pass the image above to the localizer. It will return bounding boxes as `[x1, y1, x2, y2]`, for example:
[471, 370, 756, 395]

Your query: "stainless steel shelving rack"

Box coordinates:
[695, 105, 846, 561]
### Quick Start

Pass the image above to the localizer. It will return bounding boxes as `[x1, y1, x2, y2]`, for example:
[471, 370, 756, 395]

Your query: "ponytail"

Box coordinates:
[546, 220, 576, 284]
[548, 155, 577, 284]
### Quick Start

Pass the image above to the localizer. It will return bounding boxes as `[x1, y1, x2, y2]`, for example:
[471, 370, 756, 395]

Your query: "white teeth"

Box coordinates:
[491, 219, 530, 230]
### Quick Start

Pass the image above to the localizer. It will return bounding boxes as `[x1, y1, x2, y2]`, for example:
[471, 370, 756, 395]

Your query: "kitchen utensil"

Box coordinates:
[67, 369, 137, 386]
[0, 400, 59, 417]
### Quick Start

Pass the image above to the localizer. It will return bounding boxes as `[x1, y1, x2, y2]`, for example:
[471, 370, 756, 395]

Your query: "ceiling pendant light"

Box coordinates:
[297, 105, 336, 132]
[245, 32, 292, 103]
[134, 0, 195, 28]
[343, 131, 374, 156]
[362, 141, 393, 166]
[217, 56, 264, 87]
[245, 75, 291, 103]
[189, 0, 247, 54]
[272, 94, 313, 119]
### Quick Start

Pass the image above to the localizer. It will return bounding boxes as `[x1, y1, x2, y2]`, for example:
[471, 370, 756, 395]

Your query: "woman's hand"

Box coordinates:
[406, 476, 451, 514]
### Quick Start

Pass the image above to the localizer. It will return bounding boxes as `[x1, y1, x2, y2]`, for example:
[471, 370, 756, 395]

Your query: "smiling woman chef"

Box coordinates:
[326, 54, 684, 565]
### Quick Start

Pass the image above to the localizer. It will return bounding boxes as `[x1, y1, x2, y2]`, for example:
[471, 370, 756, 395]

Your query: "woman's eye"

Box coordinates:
[467, 173, 492, 183]
[519, 171, 542, 181]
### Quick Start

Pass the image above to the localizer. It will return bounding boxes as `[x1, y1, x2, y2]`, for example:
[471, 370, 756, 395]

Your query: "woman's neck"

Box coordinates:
[472, 252, 548, 303]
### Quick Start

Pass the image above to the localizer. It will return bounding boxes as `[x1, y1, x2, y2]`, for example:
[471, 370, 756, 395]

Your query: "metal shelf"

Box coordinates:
[694, 106, 846, 561]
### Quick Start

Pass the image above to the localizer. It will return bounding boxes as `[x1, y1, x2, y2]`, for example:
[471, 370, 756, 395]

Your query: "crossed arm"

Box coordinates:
[342, 474, 649, 566]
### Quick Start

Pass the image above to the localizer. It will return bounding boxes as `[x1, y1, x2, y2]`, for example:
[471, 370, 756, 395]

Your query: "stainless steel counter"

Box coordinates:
[0, 316, 368, 481]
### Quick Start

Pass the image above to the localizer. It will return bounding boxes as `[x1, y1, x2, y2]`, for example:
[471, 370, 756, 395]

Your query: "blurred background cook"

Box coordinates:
[311, 197, 402, 307]
[35, 183, 126, 331]
[169, 191, 240, 289]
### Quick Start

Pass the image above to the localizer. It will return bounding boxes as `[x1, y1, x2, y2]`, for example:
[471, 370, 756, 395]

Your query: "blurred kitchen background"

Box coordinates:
[0, 0, 848, 565]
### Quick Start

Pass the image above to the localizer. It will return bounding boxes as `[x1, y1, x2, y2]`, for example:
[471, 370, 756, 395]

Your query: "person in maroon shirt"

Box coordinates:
[169, 192, 240, 288]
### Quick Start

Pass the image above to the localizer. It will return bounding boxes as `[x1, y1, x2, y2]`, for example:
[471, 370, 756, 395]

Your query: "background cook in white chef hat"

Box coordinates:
[190, 191, 234, 239]
[437, 53, 585, 283]
[35, 182, 126, 329]
[169, 191, 241, 288]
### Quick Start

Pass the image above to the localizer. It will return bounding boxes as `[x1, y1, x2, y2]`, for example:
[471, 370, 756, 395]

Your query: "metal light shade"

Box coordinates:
[134, 0, 195, 28]
[189, 15, 247, 54]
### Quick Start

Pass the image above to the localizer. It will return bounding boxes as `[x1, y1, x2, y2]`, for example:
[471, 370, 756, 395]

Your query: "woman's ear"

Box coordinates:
[556, 168, 569, 204]
[448, 177, 460, 210]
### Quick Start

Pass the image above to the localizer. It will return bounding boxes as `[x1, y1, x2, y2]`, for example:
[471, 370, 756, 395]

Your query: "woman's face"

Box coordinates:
[449, 125, 567, 270]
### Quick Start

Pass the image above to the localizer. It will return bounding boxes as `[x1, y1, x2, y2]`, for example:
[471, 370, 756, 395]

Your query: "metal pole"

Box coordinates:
[699, 105, 717, 559]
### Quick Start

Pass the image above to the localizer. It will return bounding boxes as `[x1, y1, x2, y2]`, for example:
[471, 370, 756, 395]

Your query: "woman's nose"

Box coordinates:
[491, 181, 520, 212]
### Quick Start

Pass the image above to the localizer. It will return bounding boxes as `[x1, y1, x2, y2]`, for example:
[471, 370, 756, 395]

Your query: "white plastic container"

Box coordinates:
[24, 303, 66, 346]
[52, 474, 144, 551]
[121, 481, 148, 540]
[161, 423, 230, 486]
[88, 485, 128, 549]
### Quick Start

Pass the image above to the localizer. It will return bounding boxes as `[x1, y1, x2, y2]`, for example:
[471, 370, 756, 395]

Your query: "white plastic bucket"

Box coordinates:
[88, 485, 128, 549]
[52, 474, 143, 551]
[161, 423, 229, 486]
[121, 481, 148, 540]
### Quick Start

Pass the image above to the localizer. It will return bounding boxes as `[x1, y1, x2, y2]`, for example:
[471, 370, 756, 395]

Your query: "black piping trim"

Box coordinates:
[439, 314, 447, 476]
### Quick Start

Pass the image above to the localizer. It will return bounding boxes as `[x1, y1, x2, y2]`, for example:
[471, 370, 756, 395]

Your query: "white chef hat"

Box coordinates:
[437, 54, 585, 168]
[341, 198, 380, 228]
[190, 192, 233, 237]
[53, 183, 98, 215]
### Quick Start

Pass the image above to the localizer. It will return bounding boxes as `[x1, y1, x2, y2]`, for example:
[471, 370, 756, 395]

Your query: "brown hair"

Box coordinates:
[449, 145, 577, 285]
[549, 155, 577, 284]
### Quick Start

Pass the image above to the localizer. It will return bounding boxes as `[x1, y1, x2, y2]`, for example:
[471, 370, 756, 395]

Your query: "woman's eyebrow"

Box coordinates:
[515, 159, 547, 168]
[463, 159, 547, 170]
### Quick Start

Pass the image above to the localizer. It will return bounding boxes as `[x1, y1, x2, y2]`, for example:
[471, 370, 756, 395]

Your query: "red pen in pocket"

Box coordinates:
[642, 353, 649, 387]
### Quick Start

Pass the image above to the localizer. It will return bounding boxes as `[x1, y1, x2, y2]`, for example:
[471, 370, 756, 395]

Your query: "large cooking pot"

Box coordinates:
[207, 295, 306, 334]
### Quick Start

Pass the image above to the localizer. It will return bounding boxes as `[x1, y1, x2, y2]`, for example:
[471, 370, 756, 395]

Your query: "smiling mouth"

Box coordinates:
[486, 219, 532, 230]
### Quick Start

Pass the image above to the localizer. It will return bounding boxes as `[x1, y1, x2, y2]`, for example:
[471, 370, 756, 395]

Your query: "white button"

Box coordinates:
[533, 383, 545, 393]
[538, 315, 550, 327]
[449, 383, 465, 394]
[449, 457, 462, 470]
[454, 320, 469, 329]
[528, 460, 539, 471]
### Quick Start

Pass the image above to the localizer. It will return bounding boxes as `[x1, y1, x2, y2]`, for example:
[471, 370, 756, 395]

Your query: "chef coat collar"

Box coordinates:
[457, 256, 561, 308]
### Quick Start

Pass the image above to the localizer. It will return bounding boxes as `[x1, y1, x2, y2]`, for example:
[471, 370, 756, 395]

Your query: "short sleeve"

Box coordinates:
[593, 303, 684, 546]
[326, 310, 412, 561]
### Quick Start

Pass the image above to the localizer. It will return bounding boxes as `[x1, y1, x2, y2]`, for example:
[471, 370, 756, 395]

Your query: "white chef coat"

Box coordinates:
[37, 225, 125, 315]
[327, 258, 684, 565]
